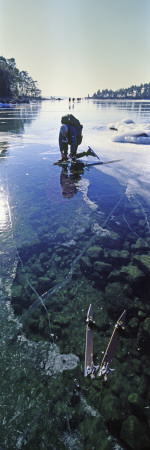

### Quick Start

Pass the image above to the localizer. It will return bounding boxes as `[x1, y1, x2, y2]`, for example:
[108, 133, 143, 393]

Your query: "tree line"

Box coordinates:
[0, 57, 41, 101]
[93, 83, 150, 100]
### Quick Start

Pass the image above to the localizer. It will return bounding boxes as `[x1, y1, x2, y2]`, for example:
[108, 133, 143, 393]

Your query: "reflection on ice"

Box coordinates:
[0, 184, 18, 298]
[0, 190, 7, 229]
[108, 118, 150, 144]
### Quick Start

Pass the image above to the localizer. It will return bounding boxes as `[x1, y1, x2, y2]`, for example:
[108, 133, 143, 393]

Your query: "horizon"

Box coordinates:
[55, 80, 150, 99]
[1, 0, 150, 97]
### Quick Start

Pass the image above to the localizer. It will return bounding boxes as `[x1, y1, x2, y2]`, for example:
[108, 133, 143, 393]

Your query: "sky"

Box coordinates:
[1, 0, 150, 97]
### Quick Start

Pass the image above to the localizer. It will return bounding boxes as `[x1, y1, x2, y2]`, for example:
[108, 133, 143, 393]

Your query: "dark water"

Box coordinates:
[0, 100, 150, 449]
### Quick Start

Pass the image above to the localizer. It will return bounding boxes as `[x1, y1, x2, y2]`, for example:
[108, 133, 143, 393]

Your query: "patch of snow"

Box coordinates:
[108, 119, 150, 144]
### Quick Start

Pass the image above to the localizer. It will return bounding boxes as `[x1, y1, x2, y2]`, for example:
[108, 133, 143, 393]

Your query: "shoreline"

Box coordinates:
[1, 97, 150, 108]
[86, 97, 150, 101]
[0, 96, 64, 108]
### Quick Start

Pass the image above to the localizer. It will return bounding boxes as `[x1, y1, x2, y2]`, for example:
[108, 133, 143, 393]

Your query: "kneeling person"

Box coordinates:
[59, 123, 79, 161]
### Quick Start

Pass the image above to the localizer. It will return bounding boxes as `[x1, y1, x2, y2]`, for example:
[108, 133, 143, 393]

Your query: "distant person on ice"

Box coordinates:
[59, 114, 97, 161]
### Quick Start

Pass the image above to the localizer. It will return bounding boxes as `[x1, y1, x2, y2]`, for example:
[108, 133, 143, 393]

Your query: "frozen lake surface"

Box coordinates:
[0, 99, 150, 449]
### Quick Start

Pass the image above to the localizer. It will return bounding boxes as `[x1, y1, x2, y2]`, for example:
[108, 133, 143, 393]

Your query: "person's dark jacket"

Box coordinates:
[59, 125, 78, 156]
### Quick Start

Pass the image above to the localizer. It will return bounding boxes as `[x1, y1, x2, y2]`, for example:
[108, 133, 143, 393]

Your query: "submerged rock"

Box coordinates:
[11, 284, 22, 299]
[128, 393, 145, 419]
[56, 226, 68, 237]
[108, 269, 122, 282]
[128, 317, 139, 329]
[137, 317, 150, 355]
[39, 276, 51, 289]
[104, 249, 129, 263]
[93, 261, 112, 274]
[138, 310, 146, 319]
[131, 238, 149, 253]
[121, 415, 150, 449]
[32, 260, 44, 276]
[142, 317, 150, 335]
[39, 252, 48, 263]
[53, 314, 71, 328]
[101, 392, 122, 431]
[105, 282, 130, 314]
[101, 230, 120, 248]
[120, 263, 144, 283]
[80, 256, 92, 274]
[87, 245, 103, 261]
[133, 254, 150, 274]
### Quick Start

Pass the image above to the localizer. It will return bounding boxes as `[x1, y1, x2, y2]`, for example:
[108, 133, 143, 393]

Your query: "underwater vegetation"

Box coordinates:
[10, 191, 150, 449]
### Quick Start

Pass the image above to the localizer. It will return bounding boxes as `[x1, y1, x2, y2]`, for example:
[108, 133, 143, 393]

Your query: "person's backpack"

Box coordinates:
[61, 114, 83, 145]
